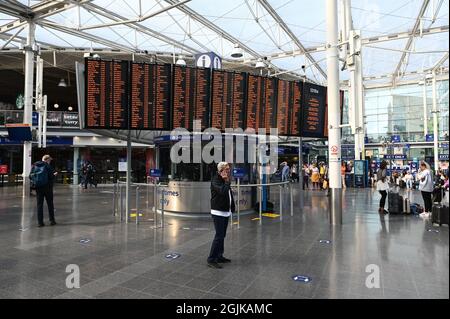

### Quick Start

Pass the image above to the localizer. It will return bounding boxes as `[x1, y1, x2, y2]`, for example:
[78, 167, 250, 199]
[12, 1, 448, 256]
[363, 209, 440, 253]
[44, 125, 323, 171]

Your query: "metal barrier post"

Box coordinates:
[112, 183, 116, 216]
[259, 185, 262, 225]
[237, 178, 240, 230]
[290, 182, 293, 217]
[154, 182, 158, 228]
[135, 186, 140, 225]
[119, 183, 123, 222]
[160, 187, 165, 228]
[279, 185, 283, 221]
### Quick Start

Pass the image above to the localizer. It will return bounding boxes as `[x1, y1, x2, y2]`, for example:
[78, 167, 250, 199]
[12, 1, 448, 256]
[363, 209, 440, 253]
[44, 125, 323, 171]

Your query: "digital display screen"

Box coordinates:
[277, 80, 302, 136]
[172, 65, 211, 131]
[211, 70, 247, 131]
[246, 75, 279, 133]
[300, 82, 327, 138]
[85, 58, 128, 129]
[130, 62, 171, 130]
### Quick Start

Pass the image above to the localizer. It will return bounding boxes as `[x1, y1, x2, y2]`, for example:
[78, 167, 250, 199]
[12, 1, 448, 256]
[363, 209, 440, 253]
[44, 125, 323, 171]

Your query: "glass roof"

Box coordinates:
[0, 0, 448, 87]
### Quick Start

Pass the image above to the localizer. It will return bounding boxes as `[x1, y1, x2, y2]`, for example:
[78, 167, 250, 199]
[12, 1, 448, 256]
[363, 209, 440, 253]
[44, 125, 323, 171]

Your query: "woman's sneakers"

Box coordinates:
[419, 211, 431, 219]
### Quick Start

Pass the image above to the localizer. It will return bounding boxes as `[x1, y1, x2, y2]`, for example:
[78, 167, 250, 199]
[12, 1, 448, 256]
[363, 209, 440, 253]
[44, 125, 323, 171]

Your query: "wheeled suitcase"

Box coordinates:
[431, 204, 449, 226]
[403, 197, 411, 214]
[388, 191, 403, 214]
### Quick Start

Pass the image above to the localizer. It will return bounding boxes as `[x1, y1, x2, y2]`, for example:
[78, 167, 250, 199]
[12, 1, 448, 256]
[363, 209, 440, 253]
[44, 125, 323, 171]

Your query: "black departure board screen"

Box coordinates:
[85, 58, 128, 129]
[172, 65, 211, 131]
[263, 77, 277, 132]
[130, 62, 171, 130]
[246, 75, 278, 133]
[211, 70, 247, 131]
[276, 80, 302, 136]
[300, 82, 327, 138]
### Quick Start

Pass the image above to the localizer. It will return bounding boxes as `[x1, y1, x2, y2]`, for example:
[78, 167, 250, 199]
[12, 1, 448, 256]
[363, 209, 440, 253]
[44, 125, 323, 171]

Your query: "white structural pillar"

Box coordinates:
[22, 21, 35, 189]
[432, 70, 439, 174]
[73, 147, 79, 185]
[423, 78, 428, 136]
[326, 0, 342, 225]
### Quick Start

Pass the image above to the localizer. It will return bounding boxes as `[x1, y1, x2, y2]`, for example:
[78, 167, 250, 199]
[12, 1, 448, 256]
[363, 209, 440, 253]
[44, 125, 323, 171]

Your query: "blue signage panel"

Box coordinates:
[439, 142, 449, 149]
[391, 135, 401, 143]
[32, 112, 38, 126]
[439, 154, 449, 161]
[232, 168, 246, 178]
[194, 52, 222, 69]
[426, 134, 434, 142]
[149, 169, 162, 177]
[383, 154, 407, 160]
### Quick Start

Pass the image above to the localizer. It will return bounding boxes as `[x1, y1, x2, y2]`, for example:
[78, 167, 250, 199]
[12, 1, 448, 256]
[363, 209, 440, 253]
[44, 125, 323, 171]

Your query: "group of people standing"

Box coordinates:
[302, 162, 329, 190]
[376, 160, 448, 217]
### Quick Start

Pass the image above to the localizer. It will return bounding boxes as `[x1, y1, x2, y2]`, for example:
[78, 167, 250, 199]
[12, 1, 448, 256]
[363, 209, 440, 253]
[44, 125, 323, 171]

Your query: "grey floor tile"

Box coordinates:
[210, 282, 248, 298]
[165, 286, 206, 299]
[141, 280, 183, 298]
[96, 286, 138, 299]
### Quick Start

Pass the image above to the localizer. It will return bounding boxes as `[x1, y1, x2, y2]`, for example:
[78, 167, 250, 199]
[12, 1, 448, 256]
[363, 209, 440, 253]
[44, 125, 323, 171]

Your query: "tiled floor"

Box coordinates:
[0, 184, 448, 299]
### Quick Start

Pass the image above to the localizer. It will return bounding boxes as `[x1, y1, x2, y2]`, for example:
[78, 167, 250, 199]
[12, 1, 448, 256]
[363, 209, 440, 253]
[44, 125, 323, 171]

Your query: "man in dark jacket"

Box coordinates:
[207, 162, 235, 269]
[30, 154, 57, 227]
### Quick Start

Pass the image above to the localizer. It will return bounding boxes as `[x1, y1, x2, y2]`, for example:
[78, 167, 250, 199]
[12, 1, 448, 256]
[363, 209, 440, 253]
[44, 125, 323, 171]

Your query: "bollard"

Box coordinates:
[237, 178, 240, 230]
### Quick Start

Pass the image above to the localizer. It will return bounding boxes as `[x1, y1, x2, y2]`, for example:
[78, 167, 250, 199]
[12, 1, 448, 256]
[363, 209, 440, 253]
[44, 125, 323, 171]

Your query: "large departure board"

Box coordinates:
[172, 65, 211, 131]
[85, 58, 128, 129]
[211, 70, 247, 131]
[300, 82, 327, 138]
[276, 80, 302, 136]
[130, 62, 171, 130]
[246, 75, 277, 133]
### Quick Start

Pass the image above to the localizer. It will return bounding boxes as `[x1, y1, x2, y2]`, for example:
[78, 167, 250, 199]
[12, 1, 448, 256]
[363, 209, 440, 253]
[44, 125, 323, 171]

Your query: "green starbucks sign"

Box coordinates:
[16, 94, 24, 109]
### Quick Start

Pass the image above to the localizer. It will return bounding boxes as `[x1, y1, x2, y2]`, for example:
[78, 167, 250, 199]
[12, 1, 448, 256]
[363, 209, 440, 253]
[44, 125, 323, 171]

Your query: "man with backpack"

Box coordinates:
[30, 154, 57, 227]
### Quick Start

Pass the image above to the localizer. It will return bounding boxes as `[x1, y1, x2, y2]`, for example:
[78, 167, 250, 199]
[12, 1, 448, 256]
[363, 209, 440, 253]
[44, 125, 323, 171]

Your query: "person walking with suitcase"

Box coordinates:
[418, 161, 433, 219]
[376, 161, 389, 214]
[30, 154, 57, 227]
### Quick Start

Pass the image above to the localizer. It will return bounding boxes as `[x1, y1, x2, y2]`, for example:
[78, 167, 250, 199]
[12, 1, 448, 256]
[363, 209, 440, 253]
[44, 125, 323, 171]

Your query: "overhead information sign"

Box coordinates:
[246, 75, 277, 133]
[130, 62, 171, 130]
[300, 82, 327, 138]
[210, 70, 247, 131]
[172, 65, 211, 131]
[85, 58, 129, 129]
[277, 80, 302, 136]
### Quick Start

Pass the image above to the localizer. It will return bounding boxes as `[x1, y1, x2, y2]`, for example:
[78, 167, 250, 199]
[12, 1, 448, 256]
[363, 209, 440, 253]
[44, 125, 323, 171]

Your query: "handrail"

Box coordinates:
[113, 180, 294, 227]
[116, 180, 291, 188]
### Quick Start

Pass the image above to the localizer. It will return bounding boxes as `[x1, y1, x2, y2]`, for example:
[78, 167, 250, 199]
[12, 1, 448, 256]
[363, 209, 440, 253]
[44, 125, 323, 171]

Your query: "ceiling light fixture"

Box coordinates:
[58, 78, 67, 87]
[176, 55, 186, 66]
[255, 58, 265, 69]
[231, 44, 243, 58]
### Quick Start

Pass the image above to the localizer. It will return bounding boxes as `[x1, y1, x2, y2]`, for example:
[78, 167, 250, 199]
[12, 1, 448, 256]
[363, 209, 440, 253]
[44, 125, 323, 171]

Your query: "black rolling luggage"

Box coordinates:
[431, 188, 449, 226]
[388, 188, 403, 214]
[431, 205, 449, 226]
